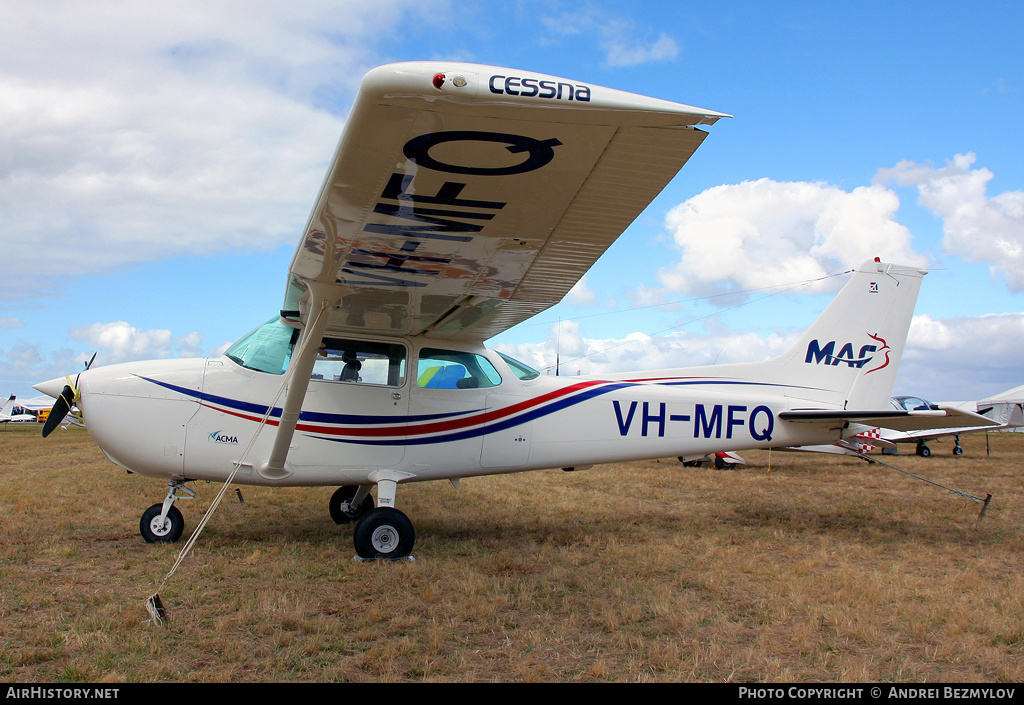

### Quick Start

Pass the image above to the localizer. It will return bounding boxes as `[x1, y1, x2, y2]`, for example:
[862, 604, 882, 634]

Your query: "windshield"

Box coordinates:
[498, 352, 540, 380]
[224, 318, 298, 375]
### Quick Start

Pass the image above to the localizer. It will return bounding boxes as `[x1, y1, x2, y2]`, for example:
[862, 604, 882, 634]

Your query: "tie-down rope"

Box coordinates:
[146, 301, 329, 623]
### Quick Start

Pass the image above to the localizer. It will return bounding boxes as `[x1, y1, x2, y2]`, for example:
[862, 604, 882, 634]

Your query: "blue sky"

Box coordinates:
[2, 0, 1023, 403]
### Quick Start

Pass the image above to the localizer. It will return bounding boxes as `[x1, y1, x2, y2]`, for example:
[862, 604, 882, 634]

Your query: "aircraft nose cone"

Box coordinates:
[34, 376, 68, 399]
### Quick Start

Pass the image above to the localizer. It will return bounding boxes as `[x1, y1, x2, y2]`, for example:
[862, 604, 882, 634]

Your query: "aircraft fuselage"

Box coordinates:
[72, 337, 835, 488]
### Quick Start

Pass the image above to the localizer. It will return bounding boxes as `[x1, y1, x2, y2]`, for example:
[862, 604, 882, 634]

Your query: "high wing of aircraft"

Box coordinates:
[36, 62, 938, 561]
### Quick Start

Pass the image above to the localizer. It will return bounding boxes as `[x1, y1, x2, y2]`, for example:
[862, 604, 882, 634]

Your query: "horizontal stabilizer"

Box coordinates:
[780, 406, 999, 432]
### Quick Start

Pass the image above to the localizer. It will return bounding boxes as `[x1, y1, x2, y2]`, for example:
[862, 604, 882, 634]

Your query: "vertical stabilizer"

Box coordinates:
[769, 259, 926, 410]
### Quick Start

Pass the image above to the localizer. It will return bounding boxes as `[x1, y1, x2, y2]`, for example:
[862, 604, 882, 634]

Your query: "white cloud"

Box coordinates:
[496, 319, 794, 377]
[210, 340, 235, 358]
[5, 343, 43, 370]
[565, 276, 599, 306]
[875, 153, 1024, 291]
[898, 312, 1024, 400]
[539, 8, 679, 68]
[603, 31, 679, 68]
[497, 310, 1024, 403]
[69, 321, 205, 364]
[657, 178, 927, 299]
[625, 283, 671, 309]
[0, 317, 23, 330]
[0, 0, 441, 300]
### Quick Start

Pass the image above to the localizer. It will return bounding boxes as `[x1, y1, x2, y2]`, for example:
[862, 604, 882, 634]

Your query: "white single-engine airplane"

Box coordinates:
[34, 62, 990, 560]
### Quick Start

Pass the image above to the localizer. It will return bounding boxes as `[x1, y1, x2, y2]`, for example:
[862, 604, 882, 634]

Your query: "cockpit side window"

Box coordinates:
[312, 338, 407, 387]
[224, 317, 298, 375]
[417, 348, 502, 390]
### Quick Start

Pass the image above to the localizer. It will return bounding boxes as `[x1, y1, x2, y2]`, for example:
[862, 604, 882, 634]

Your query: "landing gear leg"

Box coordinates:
[140, 480, 194, 543]
[953, 435, 964, 456]
[352, 477, 415, 560]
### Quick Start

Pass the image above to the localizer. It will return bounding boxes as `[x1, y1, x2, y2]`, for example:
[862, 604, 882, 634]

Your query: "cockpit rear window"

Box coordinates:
[417, 349, 502, 390]
[498, 352, 540, 380]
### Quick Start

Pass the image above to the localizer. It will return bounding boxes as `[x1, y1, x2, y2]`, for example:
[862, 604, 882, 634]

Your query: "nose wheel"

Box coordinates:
[139, 480, 193, 543]
[141, 504, 184, 543]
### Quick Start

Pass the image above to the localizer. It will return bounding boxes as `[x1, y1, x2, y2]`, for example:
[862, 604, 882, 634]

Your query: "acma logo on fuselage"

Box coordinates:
[209, 430, 238, 445]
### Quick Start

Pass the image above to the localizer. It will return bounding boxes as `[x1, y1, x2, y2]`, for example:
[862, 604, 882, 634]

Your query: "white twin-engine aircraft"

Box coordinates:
[34, 62, 990, 560]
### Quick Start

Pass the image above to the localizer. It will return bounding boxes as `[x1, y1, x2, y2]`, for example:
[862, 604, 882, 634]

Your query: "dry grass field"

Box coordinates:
[1, 423, 1022, 683]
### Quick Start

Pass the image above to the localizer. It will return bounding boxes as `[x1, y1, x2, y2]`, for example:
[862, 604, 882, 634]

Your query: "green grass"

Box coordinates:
[1, 424, 1023, 682]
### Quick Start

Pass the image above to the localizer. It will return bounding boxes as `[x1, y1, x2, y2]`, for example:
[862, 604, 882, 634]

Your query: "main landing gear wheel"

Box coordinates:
[329, 486, 374, 525]
[140, 503, 185, 543]
[916, 443, 932, 457]
[353, 508, 415, 560]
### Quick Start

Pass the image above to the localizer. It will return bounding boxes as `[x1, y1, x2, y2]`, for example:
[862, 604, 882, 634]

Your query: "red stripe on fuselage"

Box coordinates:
[199, 379, 609, 439]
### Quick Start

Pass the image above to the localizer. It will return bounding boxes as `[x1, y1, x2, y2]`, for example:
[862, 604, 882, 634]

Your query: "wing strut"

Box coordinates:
[264, 297, 331, 477]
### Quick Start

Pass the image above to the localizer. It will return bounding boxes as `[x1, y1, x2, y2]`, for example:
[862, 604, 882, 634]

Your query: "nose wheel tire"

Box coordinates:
[353, 508, 415, 560]
[140, 504, 185, 543]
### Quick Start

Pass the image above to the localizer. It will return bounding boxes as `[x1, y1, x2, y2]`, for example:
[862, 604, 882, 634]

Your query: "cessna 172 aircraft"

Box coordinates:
[34, 62, 994, 560]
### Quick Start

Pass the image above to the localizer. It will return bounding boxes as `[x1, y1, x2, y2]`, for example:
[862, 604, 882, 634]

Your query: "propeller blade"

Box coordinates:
[75, 352, 97, 388]
[42, 385, 75, 438]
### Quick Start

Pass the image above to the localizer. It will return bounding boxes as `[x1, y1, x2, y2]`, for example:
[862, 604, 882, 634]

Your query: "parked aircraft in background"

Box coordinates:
[0, 395, 36, 423]
[32, 62, 993, 561]
[3, 395, 62, 423]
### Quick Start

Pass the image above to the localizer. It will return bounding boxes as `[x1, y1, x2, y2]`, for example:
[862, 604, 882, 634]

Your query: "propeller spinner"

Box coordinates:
[39, 353, 96, 438]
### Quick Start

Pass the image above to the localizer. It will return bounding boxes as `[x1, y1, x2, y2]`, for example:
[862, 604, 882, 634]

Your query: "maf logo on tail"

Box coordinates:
[805, 333, 890, 374]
